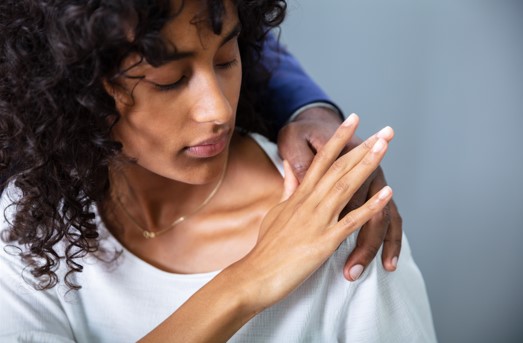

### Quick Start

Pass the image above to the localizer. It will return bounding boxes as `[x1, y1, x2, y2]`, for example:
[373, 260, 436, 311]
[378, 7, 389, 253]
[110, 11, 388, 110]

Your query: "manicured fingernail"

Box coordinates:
[342, 113, 358, 127]
[378, 186, 392, 200]
[376, 126, 392, 139]
[391, 256, 398, 269]
[372, 139, 385, 152]
[349, 264, 364, 280]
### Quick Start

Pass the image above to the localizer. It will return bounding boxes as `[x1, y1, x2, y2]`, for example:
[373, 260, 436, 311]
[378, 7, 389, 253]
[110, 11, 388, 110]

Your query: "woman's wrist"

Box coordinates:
[217, 259, 267, 317]
[139, 267, 258, 343]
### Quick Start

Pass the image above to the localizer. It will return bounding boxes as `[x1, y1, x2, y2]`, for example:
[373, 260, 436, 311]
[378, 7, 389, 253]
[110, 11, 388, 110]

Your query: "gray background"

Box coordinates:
[280, 0, 523, 342]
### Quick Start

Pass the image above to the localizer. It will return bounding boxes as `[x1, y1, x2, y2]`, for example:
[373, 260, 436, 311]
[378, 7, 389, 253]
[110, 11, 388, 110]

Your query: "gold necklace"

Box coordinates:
[114, 168, 227, 239]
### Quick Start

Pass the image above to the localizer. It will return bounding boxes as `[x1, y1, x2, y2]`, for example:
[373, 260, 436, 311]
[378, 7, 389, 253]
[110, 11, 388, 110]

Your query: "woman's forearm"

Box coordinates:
[138, 267, 257, 343]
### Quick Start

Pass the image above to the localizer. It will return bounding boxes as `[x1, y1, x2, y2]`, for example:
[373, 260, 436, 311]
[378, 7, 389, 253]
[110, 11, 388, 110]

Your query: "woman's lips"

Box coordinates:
[185, 133, 228, 158]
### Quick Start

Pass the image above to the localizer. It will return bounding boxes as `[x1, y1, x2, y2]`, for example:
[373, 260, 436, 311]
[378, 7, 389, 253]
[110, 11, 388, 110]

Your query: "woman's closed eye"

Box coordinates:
[153, 76, 187, 92]
[216, 58, 239, 70]
[152, 59, 239, 92]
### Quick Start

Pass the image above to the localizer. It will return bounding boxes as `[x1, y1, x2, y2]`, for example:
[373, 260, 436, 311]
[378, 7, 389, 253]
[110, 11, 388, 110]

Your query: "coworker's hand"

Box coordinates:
[232, 115, 394, 311]
[277, 107, 402, 281]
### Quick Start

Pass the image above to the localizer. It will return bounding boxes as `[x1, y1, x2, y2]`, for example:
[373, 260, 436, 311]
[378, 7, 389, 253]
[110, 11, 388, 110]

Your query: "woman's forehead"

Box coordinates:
[161, 0, 238, 51]
[119, 0, 238, 75]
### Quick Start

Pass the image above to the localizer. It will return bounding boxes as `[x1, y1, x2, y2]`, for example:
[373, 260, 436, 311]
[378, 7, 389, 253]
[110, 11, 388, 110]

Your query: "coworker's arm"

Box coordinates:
[253, 33, 343, 130]
[278, 107, 403, 279]
[257, 34, 403, 279]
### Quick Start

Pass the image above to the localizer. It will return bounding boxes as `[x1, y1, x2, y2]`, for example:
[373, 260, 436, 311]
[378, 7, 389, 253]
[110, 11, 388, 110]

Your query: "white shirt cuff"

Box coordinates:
[287, 102, 342, 123]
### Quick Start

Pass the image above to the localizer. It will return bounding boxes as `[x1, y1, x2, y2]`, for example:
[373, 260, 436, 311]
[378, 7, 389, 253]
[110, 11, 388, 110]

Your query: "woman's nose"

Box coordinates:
[189, 73, 233, 125]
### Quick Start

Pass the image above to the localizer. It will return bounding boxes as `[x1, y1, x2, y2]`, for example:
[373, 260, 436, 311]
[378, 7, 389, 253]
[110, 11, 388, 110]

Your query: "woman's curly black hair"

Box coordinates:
[0, 0, 286, 290]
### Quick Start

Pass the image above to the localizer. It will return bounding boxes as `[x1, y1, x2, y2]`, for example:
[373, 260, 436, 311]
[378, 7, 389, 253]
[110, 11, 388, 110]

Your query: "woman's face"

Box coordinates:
[111, 0, 241, 185]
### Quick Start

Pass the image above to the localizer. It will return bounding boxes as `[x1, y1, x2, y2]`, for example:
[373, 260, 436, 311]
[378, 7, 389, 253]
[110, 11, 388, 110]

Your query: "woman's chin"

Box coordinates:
[161, 158, 228, 186]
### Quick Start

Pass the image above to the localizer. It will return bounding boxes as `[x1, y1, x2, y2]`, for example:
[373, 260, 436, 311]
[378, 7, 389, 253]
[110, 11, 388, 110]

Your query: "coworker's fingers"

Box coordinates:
[381, 198, 402, 271]
[300, 114, 360, 189]
[281, 160, 299, 202]
[277, 107, 341, 182]
[341, 166, 391, 279]
[342, 210, 389, 281]
[278, 125, 315, 182]
[364, 167, 402, 272]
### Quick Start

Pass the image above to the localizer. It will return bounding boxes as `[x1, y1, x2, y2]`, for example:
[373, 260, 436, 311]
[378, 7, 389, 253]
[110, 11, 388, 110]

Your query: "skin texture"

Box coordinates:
[104, 0, 258, 272]
[139, 116, 395, 343]
[278, 107, 403, 280]
[102, 0, 396, 341]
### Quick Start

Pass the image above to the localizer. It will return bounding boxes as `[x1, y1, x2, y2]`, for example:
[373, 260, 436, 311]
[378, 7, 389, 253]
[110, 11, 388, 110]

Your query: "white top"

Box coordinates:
[0, 134, 437, 342]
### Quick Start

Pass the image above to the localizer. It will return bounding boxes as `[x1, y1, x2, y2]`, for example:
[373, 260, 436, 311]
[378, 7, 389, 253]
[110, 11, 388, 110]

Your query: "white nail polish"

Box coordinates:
[376, 126, 392, 139]
[349, 264, 364, 280]
[378, 186, 391, 200]
[391, 256, 398, 269]
[342, 113, 358, 127]
[372, 139, 385, 152]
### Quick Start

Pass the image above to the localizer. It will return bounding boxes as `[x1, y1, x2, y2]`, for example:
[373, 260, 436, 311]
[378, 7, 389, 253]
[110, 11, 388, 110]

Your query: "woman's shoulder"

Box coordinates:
[241, 232, 436, 342]
[229, 131, 283, 174]
[246, 132, 284, 176]
[225, 132, 284, 204]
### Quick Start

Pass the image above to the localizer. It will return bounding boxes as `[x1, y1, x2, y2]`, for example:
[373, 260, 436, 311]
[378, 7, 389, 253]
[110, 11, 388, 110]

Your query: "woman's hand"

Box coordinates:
[230, 114, 394, 313]
[141, 114, 394, 343]
[278, 108, 402, 281]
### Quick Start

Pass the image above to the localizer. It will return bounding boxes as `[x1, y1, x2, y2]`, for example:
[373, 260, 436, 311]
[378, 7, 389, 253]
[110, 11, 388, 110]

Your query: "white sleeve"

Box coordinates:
[286, 101, 342, 123]
[341, 234, 438, 342]
[0, 187, 75, 343]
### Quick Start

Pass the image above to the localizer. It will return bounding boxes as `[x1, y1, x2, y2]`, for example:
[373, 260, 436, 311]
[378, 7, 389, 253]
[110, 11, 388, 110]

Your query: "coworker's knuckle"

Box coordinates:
[384, 237, 402, 248]
[309, 135, 328, 150]
[392, 212, 403, 226]
[277, 126, 292, 143]
[360, 244, 380, 260]
[380, 205, 392, 225]
[292, 162, 309, 175]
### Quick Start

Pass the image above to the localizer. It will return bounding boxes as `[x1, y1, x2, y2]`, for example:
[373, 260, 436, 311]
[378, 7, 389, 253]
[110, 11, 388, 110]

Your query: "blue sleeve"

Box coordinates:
[258, 34, 342, 130]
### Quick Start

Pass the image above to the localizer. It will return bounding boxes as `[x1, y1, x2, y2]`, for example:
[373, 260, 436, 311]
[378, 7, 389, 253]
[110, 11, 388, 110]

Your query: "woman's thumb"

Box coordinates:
[281, 160, 299, 201]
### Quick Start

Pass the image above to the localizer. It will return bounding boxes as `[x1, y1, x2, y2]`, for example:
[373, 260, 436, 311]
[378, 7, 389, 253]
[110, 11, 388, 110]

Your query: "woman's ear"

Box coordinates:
[103, 80, 126, 105]
[103, 79, 136, 115]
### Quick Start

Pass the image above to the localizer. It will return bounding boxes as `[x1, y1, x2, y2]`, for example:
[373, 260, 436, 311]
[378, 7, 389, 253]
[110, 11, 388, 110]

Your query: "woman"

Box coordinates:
[0, 0, 436, 342]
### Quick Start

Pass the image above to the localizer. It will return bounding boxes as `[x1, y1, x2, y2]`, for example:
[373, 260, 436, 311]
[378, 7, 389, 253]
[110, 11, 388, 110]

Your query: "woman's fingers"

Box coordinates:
[309, 126, 394, 211]
[317, 135, 390, 218]
[331, 186, 393, 245]
[300, 114, 360, 189]
[281, 160, 299, 202]
[277, 107, 341, 183]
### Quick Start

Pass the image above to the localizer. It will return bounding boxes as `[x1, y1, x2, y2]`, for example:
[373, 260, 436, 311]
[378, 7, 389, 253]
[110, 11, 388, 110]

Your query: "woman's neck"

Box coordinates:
[108, 157, 227, 234]
[101, 133, 284, 274]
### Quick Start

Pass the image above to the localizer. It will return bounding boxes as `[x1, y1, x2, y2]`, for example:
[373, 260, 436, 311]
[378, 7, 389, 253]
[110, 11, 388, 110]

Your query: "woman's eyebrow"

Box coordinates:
[161, 22, 242, 62]
[219, 22, 242, 47]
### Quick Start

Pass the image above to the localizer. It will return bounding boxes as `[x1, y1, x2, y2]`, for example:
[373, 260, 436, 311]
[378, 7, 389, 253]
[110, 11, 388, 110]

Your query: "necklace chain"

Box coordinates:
[114, 168, 226, 239]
